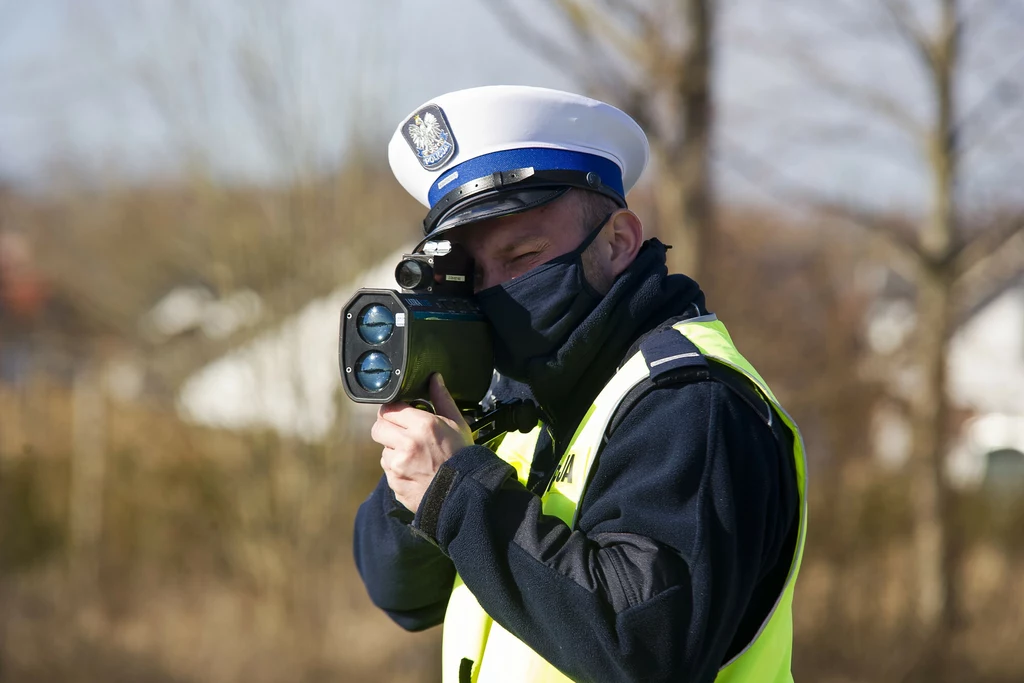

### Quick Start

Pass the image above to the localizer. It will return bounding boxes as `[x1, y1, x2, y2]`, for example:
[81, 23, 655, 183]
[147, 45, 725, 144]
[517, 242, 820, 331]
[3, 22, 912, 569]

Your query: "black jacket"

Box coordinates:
[353, 241, 799, 683]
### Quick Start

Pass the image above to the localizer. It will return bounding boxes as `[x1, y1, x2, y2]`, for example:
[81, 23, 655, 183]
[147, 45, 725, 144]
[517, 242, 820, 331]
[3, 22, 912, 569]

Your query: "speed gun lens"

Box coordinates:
[357, 304, 395, 344]
[395, 259, 432, 290]
[355, 351, 393, 392]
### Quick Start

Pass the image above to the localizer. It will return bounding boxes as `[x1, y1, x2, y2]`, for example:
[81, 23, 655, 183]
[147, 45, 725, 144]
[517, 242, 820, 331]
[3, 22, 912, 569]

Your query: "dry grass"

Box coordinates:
[3, 383, 1024, 682]
[1, 383, 441, 683]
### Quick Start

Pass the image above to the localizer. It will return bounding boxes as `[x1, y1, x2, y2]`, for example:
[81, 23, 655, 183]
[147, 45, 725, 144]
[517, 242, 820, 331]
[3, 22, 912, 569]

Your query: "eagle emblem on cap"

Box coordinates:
[402, 104, 456, 171]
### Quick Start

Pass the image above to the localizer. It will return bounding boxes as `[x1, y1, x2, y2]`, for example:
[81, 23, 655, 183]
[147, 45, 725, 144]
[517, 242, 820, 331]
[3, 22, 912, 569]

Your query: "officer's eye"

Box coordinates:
[512, 251, 539, 263]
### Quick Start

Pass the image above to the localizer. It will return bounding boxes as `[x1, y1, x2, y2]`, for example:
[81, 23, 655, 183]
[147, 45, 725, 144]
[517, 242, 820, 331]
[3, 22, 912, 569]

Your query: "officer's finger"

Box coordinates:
[380, 405, 433, 432]
[379, 401, 418, 426]
[381, 449, 415, 480]
[429, 373, 467, 427]
[371, 418, 411, 449]
[380, 401, 412, 417]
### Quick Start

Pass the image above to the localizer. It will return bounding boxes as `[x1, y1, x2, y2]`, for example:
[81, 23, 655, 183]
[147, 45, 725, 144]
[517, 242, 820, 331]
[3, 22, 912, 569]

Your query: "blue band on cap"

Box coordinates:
[427, 148, 624, 207]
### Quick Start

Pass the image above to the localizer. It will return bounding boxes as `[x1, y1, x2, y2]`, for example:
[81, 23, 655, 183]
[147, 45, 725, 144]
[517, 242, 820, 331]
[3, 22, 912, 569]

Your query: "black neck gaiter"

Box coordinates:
[482, 239, 706, 448]
[476, 217, 609, 382]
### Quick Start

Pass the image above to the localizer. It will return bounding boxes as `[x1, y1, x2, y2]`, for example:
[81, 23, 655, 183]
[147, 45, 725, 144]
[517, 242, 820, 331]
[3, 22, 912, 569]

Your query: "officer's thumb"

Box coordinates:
[429, 373, 466, 427]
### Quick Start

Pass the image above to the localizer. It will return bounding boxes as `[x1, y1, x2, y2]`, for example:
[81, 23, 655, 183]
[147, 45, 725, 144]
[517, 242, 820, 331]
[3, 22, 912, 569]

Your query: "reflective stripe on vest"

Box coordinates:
[441, 316, 808, 683]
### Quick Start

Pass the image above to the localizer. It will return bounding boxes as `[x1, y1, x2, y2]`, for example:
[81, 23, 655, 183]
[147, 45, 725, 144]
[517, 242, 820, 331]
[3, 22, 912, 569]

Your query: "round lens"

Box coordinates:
[355, 351, 393, 393]
[395, 259, 431, 290]
[357, 304, 395, 344]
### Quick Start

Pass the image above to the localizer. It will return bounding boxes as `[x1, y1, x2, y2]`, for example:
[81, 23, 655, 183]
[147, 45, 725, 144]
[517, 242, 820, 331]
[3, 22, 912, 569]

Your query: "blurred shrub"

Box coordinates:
[0, 454, 66, 573]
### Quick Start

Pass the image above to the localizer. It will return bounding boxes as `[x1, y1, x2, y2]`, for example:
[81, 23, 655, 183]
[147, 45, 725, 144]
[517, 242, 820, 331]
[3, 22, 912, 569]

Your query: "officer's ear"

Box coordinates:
[606, 209, 643, 279]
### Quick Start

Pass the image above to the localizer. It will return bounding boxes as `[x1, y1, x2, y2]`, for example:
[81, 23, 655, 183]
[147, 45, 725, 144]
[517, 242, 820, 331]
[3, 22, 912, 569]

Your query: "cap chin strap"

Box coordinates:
[422, 167, 625, 235]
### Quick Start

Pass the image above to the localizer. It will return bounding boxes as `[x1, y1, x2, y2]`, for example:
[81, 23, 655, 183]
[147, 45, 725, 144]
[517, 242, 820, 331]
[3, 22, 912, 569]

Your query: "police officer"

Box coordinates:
[354, 85, 806, 683]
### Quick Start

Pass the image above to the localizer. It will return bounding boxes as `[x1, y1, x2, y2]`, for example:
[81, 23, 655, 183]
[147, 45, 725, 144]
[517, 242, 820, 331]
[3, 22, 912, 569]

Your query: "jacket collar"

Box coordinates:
[489, 239, 706, 452]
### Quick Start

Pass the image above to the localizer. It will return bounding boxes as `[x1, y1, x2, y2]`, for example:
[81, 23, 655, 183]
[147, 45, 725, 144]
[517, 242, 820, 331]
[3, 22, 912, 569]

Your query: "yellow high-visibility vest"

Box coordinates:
[442, 316, 808, 682]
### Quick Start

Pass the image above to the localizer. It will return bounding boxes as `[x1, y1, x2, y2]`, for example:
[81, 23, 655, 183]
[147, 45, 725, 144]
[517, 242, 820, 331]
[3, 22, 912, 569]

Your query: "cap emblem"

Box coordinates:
[403, 104, 456, 170]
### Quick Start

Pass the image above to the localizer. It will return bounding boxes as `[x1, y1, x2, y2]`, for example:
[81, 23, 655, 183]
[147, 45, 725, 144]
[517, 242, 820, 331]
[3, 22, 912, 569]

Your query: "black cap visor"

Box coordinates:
[426, 187, 569, 240]
[420, 167, 625, 246]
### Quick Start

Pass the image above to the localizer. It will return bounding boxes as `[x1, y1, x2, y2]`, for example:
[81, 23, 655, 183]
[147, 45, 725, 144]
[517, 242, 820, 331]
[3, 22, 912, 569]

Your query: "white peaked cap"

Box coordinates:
[387, 85, 650, 239]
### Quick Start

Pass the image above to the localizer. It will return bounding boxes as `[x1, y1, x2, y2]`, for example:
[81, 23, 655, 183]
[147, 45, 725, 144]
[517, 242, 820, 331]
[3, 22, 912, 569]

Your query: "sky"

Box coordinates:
[2, 0, 1020, 445]
[0, 0, 573, 188]
[0, 0, 1022, 212]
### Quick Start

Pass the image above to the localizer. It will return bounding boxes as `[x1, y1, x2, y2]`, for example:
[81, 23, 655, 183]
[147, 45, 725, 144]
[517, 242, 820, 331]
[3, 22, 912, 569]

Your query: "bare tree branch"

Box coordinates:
[479, 0, 586, 78]
[879, 0, 937, 69]
[595, 0, 656, 28]
[953, 50, 1024, 152]
[963, 0, 1019, 27]
[802, 200, 926, 282]
[717, 138, 925, 281]
[561, 0, 671, 85]
[557, 0, 667, 78]
[749, 37, 926, 137]
[951, 213, 1024, 278]
[952, 226, 1024, 326]
[481, 0, 655, 105]
[958, 103, 1024, 165]
[491, 0, 718, 278]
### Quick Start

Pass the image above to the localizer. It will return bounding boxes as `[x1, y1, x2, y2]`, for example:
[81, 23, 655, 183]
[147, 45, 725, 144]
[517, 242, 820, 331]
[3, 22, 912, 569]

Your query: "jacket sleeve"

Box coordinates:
[409, 380, 797, 683]
[353, 474, 456, 631]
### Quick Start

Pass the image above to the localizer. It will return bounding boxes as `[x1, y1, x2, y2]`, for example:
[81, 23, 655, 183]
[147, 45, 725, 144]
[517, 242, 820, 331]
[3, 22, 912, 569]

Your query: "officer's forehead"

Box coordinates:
[447, 198, 579, 251]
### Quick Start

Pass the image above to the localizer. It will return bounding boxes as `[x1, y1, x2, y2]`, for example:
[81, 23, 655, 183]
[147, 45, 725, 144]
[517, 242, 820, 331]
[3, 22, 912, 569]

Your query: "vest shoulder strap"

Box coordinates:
[606, 328, 777, 441]
[640, 325, 711, 385]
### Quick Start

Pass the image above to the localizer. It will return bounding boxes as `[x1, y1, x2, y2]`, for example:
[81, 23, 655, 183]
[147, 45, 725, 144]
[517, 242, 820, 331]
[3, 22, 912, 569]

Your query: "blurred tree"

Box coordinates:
[25, 169, 420, 398]
[483, 0, 716, 282]
[6, 1, 422, 399]
[728, 0, 1024, 674]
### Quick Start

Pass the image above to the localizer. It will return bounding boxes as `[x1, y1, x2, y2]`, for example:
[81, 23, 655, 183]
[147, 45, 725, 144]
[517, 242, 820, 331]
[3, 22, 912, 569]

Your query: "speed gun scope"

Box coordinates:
[338, 241, 494, 408]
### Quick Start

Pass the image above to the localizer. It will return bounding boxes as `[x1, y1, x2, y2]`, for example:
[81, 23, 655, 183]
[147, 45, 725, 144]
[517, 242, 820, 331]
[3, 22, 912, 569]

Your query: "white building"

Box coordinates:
[176, 245, 412, 442]
[869, 280, 1024, 489]
[947, 284, 1024, 489]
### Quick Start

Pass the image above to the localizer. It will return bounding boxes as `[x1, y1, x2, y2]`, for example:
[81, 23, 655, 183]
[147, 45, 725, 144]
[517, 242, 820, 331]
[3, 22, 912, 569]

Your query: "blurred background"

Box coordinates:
[1, 0, 1023, 681]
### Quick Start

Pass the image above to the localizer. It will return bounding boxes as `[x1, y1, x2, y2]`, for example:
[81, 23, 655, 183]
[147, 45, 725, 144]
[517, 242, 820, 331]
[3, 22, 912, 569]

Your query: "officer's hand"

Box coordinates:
[372, 373, 472, 514]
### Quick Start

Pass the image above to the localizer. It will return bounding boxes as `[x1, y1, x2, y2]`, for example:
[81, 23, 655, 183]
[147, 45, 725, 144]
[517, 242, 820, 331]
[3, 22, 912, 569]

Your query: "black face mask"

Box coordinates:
[475, 214, 612, 381]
